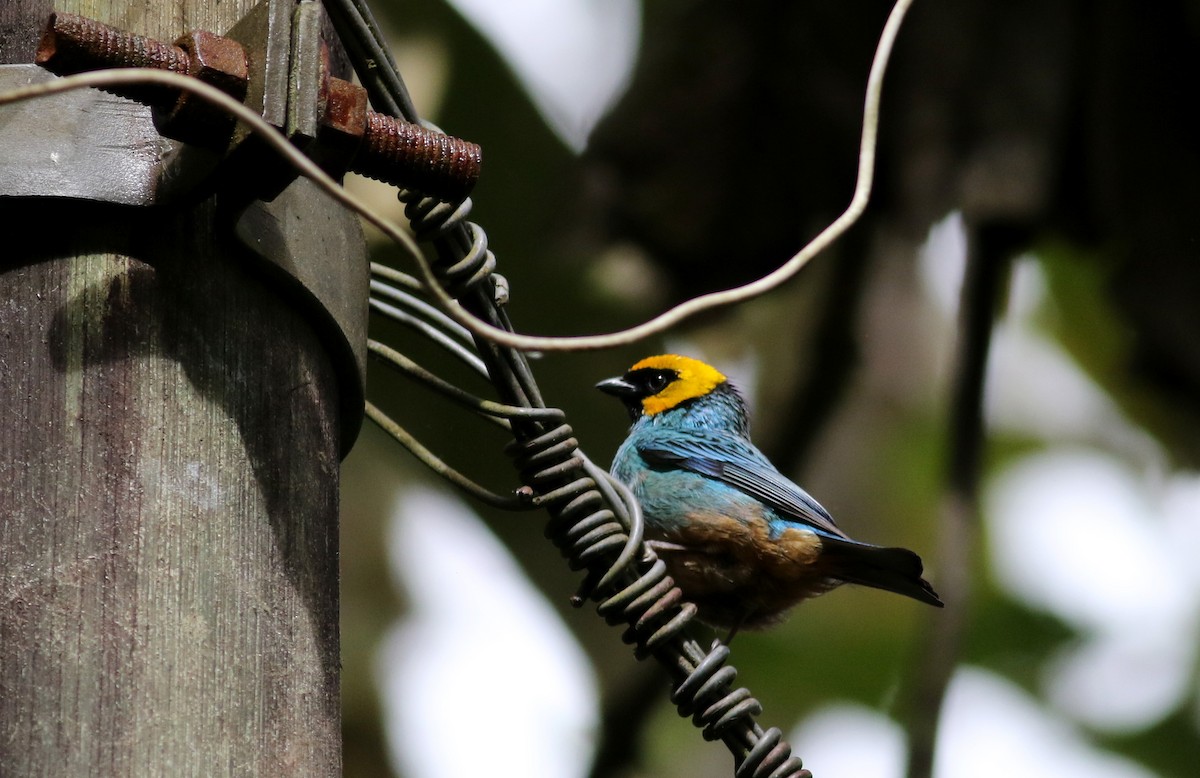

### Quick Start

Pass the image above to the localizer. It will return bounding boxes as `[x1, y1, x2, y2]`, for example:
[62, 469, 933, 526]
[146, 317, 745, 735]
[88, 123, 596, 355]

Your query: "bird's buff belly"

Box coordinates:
[648, 510, 839, 630]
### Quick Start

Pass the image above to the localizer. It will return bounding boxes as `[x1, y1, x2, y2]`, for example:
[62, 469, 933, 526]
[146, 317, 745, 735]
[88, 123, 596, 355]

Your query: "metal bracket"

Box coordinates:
[0, 64, 170, 206]
[0, 0, 371, 456]
[230, 176, 368, 455]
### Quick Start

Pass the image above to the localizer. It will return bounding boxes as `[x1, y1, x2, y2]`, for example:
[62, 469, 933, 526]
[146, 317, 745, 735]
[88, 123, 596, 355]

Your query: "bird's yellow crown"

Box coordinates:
[631, 354, 727, 415]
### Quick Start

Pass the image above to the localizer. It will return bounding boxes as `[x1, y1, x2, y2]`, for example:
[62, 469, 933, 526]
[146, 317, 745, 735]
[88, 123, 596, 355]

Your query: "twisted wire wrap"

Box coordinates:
[324, 0, 809, 769]
[390, 187, 810, 777]
[400, 192, 496, 298]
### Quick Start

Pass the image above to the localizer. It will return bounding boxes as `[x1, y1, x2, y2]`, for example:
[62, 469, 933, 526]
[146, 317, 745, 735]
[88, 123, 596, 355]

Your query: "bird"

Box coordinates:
[597, 354, 942, 635]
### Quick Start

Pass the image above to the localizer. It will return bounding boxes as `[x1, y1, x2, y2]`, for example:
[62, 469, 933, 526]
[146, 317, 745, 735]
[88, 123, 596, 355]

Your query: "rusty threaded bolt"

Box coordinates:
[305, 68, 481, 202]
[346, 92, 482, 202]
[36, 12, 194, 104]
[37, 12, 192, 74]
[35, 11, 482, 201]
[35, 11, 250, 149]
[37, 13, 250, 102]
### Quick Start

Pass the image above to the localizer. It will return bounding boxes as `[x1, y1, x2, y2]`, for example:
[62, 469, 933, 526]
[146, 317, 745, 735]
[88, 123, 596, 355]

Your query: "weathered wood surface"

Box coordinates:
[1, 2, 343, 775]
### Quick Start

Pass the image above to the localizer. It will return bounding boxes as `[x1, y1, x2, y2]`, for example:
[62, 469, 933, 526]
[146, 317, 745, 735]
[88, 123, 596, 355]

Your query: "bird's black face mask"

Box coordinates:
[597, 368, 679, 422]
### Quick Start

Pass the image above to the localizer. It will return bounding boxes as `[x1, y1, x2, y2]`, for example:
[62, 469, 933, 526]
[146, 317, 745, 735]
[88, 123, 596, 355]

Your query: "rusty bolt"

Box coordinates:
[36, 13, 249, 98]
[311, 70, 370, 171]
[36, 11, 192, 105]
[36, 12, 189, 73]
[315, 72, 482, 202]
[35, 11, 482, 201]
[354, 107, 482, 202]
[173, 30, 250, 103]
[36, 12, 250, 148]
[159, 30, 250, 144]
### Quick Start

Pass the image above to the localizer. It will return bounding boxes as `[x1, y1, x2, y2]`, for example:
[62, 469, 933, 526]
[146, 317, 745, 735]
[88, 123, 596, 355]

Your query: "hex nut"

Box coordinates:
[320, 77, 369, 163]
[177, 30, 249, 100]
[155, 30, 250, 147]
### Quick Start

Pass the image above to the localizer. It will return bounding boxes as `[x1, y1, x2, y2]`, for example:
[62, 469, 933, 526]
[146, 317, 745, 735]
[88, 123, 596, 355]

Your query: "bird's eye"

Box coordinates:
[647, 371, 672, 393]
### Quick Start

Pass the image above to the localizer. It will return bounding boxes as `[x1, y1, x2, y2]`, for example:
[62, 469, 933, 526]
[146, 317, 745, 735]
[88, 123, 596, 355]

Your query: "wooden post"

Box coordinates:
[1, 2, 343, 774]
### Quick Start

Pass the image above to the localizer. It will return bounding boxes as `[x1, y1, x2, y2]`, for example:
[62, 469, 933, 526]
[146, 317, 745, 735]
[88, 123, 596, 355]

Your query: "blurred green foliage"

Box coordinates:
[341, 2, 1200, 777]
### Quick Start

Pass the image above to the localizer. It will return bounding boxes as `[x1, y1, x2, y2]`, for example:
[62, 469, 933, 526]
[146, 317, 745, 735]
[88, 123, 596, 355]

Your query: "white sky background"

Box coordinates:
[443, 0, 641, 151]
[376, 487, 597, 778]
[791, 669, 1158, 778]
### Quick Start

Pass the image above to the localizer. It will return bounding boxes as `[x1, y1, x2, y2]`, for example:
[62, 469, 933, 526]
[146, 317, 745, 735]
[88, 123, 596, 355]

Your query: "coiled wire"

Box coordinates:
[366, 203, 809, 777]
[329, 0, 811, 773]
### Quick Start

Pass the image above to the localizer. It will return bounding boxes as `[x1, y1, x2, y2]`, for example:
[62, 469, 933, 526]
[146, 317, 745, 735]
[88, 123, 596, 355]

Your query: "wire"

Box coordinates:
[0, 8, 918, 769]
[0, 0, 912, 354]
[323, 0, 419, 121]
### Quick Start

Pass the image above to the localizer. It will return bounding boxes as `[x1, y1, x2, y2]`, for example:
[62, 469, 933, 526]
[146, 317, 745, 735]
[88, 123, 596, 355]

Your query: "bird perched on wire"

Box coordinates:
[598, 354, 942, 635]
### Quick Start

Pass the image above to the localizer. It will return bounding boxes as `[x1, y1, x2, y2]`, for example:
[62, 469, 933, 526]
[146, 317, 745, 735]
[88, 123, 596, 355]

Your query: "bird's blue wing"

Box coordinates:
[635, 430, 846, 539]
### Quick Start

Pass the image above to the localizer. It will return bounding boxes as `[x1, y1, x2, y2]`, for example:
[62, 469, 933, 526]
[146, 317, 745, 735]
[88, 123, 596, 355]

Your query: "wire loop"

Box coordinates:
[0, 0, 919, 771]
[381, 170, 812, 773]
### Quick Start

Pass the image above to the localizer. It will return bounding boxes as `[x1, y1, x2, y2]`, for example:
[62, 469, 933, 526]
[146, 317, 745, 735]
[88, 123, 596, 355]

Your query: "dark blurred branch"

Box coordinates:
[903, 221, 1018, 778]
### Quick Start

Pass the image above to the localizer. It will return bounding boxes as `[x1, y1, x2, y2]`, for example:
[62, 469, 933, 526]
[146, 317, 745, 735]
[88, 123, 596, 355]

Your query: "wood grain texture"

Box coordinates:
[0, 0, 51, 64]
[1, 2, 345, 774]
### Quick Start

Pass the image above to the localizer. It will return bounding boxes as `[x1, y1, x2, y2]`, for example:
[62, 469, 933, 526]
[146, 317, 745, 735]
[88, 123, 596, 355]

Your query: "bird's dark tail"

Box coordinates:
[821, 537, 944, 607]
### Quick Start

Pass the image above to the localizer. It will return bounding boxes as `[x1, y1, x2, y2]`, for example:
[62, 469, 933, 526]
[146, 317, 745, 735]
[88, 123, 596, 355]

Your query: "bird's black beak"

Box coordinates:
[596, 376, 638, 398]
[597, 376, 643, 421]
